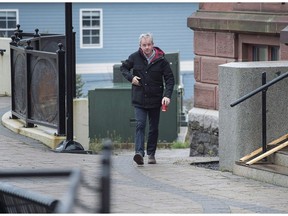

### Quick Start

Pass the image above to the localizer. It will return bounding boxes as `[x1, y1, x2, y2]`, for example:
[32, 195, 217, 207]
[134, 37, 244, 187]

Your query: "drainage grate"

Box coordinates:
[190, 161, 219, 170]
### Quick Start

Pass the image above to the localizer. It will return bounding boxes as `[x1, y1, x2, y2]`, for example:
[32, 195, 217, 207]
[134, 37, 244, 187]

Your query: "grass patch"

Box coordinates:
[89, 138, 103, 153]
[171, 141, 190, 149]
[89, 138, 190, 154]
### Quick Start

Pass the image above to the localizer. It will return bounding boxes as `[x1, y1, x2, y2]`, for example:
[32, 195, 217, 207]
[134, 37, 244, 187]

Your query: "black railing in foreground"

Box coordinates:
[0, 139, 112, 213]
[230, 71, 288, 155]
[0, 169, 80, 213]
[0, 182, 58, 213]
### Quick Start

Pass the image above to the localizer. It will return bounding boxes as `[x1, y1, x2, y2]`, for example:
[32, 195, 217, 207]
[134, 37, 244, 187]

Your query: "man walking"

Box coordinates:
[120, 33, 175, 165]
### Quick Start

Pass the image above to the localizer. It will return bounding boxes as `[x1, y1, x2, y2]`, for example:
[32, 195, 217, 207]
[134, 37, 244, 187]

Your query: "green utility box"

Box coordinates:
[88, 52, 182, 143]
[88, 84, 179, 143]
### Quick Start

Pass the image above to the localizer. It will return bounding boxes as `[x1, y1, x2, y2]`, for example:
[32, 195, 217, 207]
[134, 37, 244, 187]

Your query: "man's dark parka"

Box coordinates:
[120, 47, 175, 109]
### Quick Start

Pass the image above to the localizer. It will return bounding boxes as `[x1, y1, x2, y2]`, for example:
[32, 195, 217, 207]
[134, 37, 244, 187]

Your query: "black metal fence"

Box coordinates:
[9, 25, 74, 135]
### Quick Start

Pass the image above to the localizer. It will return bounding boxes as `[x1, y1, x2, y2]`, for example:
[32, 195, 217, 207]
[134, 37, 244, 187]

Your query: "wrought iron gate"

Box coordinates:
[9, 25, 73, 135]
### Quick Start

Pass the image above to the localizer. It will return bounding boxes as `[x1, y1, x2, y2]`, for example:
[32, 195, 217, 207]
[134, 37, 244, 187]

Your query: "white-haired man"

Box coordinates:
[120, 33, 175, 165]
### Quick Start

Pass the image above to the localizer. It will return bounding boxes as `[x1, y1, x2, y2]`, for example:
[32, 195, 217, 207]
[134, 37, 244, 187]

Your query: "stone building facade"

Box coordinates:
[186, 3, 288, 156]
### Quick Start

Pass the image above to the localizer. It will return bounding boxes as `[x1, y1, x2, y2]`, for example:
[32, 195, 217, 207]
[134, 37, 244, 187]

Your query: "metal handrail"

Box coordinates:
[230, 71, 288, 107]
[230, 71, 288, 156]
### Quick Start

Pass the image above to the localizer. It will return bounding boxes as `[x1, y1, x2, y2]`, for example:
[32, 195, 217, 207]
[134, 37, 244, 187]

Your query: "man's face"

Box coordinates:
[140, 37, 154, 56]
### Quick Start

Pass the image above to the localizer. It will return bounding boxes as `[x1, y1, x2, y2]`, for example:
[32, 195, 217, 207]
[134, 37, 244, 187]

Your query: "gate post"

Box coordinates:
[25, 40, 34, 128]
[10, 35, 18, 120]
[57, 43, 66, 135]
[55, 3, 86, 153]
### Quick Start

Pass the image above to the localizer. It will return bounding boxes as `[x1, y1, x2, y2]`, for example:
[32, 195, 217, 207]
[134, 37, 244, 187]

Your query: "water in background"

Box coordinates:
[80, 71, 195, 102]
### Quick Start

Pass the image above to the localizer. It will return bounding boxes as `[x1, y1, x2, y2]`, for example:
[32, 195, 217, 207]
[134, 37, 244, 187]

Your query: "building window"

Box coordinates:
[252, 45, 279, 61]
[270, 46, 279, 61]
[80, 9, 103, 48]
[0, 10, 18, 38]
[252, 45, 267, 61]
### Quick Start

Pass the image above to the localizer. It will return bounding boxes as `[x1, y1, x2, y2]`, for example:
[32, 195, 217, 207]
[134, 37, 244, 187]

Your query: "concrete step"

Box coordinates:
[233, 161, 288, 188]
[271, 147, 288, 167]
[233, 146, 288, 188]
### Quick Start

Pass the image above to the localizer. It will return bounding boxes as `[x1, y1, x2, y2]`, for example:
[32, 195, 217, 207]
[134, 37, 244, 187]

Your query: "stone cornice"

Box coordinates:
[187, 11, 288, 35]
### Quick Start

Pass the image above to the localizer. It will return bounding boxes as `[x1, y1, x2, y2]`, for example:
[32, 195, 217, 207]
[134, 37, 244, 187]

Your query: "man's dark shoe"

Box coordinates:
[133, 153, 144, 165]
[148, 155, 156, 164]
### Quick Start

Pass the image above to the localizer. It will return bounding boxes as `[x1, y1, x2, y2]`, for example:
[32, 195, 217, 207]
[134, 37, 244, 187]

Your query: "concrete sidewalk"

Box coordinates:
[1, 96, 288, 214]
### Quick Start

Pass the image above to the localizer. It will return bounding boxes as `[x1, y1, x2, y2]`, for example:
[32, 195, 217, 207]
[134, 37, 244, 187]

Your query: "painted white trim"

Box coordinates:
[76, 62, 115, 74]
[180, 60, 194, 72]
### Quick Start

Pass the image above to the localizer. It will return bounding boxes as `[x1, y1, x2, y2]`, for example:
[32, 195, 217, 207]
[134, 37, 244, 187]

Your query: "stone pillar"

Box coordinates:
[73, 98, 89, 150]
[219, 61, 288, 171]
[0, 38, 11, 96]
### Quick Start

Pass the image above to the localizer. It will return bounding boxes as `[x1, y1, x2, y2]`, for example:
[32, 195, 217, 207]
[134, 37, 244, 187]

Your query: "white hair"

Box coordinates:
[139, 33, 154, 45]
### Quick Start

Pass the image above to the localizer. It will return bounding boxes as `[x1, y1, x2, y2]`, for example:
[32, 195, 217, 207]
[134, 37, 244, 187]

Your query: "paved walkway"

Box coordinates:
[1, 96, 288, 214]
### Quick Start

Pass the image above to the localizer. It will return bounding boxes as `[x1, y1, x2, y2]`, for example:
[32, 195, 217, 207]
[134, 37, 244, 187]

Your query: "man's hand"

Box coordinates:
[162, 97, 170, 106]
[132, 76, 141, 86]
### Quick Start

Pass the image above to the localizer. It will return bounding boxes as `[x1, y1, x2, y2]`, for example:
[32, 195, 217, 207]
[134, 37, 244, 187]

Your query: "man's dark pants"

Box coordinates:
[134, 106, 160, 157]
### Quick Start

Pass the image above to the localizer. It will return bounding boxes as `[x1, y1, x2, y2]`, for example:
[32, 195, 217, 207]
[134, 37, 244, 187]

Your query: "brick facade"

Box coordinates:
[193, 31, 237, 109]
[188, 2, 288, 110]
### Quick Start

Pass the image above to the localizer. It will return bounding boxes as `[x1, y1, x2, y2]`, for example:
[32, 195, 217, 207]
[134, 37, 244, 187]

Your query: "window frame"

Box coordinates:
[79, 8, 103, 49]
[242, 44, 280, 62]
[0, 9, 19, 38]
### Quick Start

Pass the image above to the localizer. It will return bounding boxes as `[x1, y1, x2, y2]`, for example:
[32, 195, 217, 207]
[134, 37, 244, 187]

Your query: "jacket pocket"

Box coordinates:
[150, 85, 163, 97]
[132, 85, 144, 106]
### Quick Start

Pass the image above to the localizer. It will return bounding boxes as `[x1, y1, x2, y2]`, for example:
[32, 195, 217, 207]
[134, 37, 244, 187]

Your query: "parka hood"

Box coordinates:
[139, 46, 165, 63]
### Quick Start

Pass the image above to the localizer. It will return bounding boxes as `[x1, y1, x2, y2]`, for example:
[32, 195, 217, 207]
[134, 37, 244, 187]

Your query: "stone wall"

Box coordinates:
[186, 108, 218, 157]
